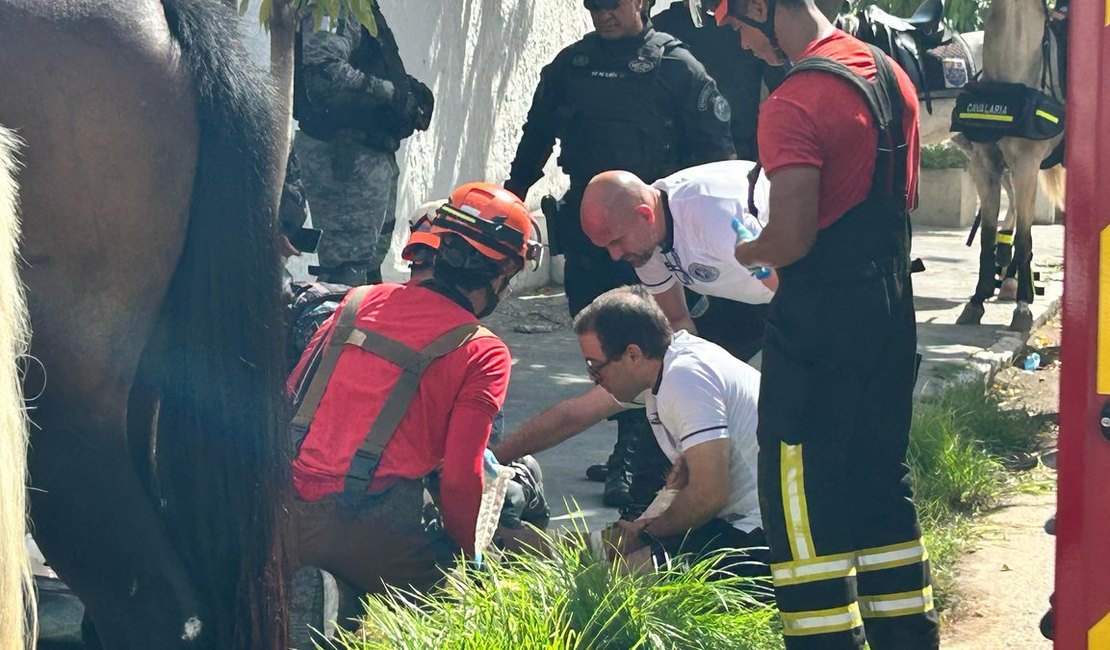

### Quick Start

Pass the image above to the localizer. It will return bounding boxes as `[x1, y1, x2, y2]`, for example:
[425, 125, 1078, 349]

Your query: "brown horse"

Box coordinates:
[0, 0, 290, 647]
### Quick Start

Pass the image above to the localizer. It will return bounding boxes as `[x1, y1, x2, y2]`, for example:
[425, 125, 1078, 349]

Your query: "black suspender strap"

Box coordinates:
[784, 45, 909, 203]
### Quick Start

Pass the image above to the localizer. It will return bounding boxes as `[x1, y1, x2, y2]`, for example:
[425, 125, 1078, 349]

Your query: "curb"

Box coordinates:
[915, 296, 1062, 399]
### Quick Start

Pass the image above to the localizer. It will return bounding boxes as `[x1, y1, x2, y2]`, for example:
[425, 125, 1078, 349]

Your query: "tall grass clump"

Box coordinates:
[907, 380, 1049, 609]
[334, 533, 782, 650]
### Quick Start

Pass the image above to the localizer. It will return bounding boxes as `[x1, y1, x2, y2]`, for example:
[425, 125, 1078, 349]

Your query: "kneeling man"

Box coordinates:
[493, 286, 768, 576]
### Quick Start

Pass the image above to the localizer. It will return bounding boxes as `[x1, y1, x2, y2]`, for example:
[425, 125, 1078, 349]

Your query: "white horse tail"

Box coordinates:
[1040, 164, 1067, 212]
[0, 125, 34, 650]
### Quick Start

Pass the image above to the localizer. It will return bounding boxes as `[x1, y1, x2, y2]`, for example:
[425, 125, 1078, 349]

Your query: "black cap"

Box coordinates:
[584, 0, 622, 10]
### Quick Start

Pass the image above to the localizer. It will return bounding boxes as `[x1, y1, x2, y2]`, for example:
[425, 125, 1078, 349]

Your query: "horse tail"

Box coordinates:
[154, 1, 289, 647]
[0, 126, 34, 650]
[1039, 164, 1066, 212]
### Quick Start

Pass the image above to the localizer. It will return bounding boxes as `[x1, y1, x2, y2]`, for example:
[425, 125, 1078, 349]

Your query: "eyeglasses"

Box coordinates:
[585, 356, 617, 383]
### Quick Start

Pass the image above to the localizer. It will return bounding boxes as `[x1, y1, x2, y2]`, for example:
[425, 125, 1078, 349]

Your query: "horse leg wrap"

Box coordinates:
[995, 229, 1014, 267]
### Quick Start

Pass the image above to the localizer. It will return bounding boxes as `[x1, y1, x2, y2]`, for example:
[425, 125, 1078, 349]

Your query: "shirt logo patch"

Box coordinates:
[628, 58, 655, 74]
[572, 54, 590, 67]
[688, 262, 720, 282]
[713, 95, 732, 122]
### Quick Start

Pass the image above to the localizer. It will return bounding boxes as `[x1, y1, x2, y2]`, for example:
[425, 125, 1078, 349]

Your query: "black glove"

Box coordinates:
[407, 75, 434, 132]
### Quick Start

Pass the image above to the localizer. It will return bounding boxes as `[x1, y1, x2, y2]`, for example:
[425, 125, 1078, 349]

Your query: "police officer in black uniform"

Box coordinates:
[651, 0, 785, 159]
[505, 0, 735, 508]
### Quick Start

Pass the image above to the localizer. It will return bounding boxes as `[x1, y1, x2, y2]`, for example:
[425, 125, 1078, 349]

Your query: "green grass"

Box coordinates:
[330, 381, 1046, 649]
[332, 537, 782, 650]
[907, 380, 1050, 611]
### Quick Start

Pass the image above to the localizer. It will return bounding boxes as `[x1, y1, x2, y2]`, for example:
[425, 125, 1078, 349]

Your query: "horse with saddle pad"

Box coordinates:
[949, 0, 1066, 331]
[0, 0, 291, 647]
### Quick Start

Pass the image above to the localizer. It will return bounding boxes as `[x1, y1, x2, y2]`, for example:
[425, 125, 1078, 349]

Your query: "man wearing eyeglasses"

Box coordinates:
[581, 160, 777, 363]
[505, 0, 736, 508]
[491, 287, 768, 578]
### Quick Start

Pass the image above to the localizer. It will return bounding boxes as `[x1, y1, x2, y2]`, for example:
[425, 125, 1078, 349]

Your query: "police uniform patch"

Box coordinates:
[629, 58, 655, 74]
[713, 95, 731, 122]
[688, 263, 720, 282]
[697, 83, 715, 111]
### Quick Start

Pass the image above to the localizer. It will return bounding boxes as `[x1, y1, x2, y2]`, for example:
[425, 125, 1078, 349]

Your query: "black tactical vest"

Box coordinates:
[555, 30, 685, 186]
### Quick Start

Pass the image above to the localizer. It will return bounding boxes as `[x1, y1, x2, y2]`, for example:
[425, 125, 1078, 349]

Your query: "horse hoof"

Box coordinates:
[998, 277, 1019, 301]
[956, 302, 985, 325]
[1008, 304, 1034, 332]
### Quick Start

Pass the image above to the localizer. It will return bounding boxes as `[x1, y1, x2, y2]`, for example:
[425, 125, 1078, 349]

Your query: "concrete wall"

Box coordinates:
[240, 1, 594, 283]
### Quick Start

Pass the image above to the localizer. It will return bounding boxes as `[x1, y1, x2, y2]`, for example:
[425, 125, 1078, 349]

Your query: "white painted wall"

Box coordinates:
[240, 1, 595, 283]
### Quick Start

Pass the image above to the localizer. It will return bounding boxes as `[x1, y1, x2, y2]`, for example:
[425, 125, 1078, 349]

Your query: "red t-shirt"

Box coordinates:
[758, 30, 920, 228]
[289, 283, 511, 554]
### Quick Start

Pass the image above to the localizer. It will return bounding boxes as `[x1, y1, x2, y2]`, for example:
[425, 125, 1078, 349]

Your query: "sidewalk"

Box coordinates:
[487, 224, 1065, 532]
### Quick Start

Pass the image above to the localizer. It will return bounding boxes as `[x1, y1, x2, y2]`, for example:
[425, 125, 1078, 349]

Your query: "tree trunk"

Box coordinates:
[268, 0, 296, 205]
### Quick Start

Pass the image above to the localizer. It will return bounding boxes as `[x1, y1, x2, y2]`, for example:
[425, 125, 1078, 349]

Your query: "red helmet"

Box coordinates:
[431, 182, 543, 268]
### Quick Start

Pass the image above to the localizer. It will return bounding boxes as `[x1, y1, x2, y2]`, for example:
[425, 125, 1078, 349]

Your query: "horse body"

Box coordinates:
[0, 0, 288, 647]
[955, 0, 1064, 330]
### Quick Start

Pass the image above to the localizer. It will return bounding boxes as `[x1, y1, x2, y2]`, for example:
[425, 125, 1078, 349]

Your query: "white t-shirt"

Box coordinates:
[637, 160, 774, 305]
[642, 331, 762, 533]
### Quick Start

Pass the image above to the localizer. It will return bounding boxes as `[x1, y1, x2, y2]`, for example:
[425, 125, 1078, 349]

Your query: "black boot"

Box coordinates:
[601, 414, 638, 507]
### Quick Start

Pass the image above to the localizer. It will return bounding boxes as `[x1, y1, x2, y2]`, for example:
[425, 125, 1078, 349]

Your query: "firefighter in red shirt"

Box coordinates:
[712, 0, 939, 648]
[287, 182, 541, 597]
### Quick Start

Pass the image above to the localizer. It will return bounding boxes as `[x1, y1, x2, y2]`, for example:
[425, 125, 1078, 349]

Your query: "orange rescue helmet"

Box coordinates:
[401, 213, 440, 263]
[431, 182, 543, 268]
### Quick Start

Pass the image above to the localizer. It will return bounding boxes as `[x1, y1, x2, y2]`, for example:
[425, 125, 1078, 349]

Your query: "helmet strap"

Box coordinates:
[732, 0, 789, 64]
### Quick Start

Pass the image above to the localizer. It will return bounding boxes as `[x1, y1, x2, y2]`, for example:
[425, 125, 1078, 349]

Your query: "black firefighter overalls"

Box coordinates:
[756, 47, 939, 650]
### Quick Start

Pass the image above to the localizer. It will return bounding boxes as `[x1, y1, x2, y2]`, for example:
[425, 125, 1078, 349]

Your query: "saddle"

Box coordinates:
[853, 0, 974, 112]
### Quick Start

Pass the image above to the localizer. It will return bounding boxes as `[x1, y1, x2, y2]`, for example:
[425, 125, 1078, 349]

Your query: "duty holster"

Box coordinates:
[540, 194, 563, 257]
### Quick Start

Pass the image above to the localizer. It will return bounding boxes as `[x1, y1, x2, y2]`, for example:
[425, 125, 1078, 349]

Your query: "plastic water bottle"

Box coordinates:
[731, 218, 772, 280]
[1022, 352, 1041, 371]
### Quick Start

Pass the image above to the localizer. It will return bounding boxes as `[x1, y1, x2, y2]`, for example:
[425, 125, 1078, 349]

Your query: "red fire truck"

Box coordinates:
[1054, 0, 1110, 647]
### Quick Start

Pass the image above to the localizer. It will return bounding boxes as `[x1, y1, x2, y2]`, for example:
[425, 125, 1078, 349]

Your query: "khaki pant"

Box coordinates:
[293, 480, 458, 596]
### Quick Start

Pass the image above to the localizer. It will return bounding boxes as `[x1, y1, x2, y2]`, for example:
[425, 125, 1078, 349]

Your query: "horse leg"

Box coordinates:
[957, 142, 1005, 324]
[998, 139, 1045, 331]
[996, 167, 1020, 301]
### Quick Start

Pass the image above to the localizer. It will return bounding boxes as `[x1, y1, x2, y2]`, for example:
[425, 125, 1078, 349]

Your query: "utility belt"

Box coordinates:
[950, 81, 1065, 143]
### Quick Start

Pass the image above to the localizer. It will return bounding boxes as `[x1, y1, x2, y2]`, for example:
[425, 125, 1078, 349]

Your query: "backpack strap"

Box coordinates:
[343, 322, 495, 492]
[289, 284, 373, 447]
[785, 45, 909, 203]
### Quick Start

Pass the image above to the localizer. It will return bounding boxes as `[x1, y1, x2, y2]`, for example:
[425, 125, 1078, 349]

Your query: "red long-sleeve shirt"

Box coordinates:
[289, 283, 511, 554]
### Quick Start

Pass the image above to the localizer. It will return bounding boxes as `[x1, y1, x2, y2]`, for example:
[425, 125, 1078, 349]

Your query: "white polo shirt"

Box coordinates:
[643, 331, 762, 533]
[636, 160, 775, 305]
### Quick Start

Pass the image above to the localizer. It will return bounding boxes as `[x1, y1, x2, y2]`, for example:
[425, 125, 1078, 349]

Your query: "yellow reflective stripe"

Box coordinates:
[781, 603, 864, 636]
[860, 586, 935, 618]
[997, 232, 1015, 245]
[856, 539, 929, 573]
[1035, 109, 1060, 124]
[958, 112, 1015, 122]
[780, 443, 815, 560]
[772, 551, 857, 586]
[1099, 226, 1110, 394]
[1089, 607, 1110, 646]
